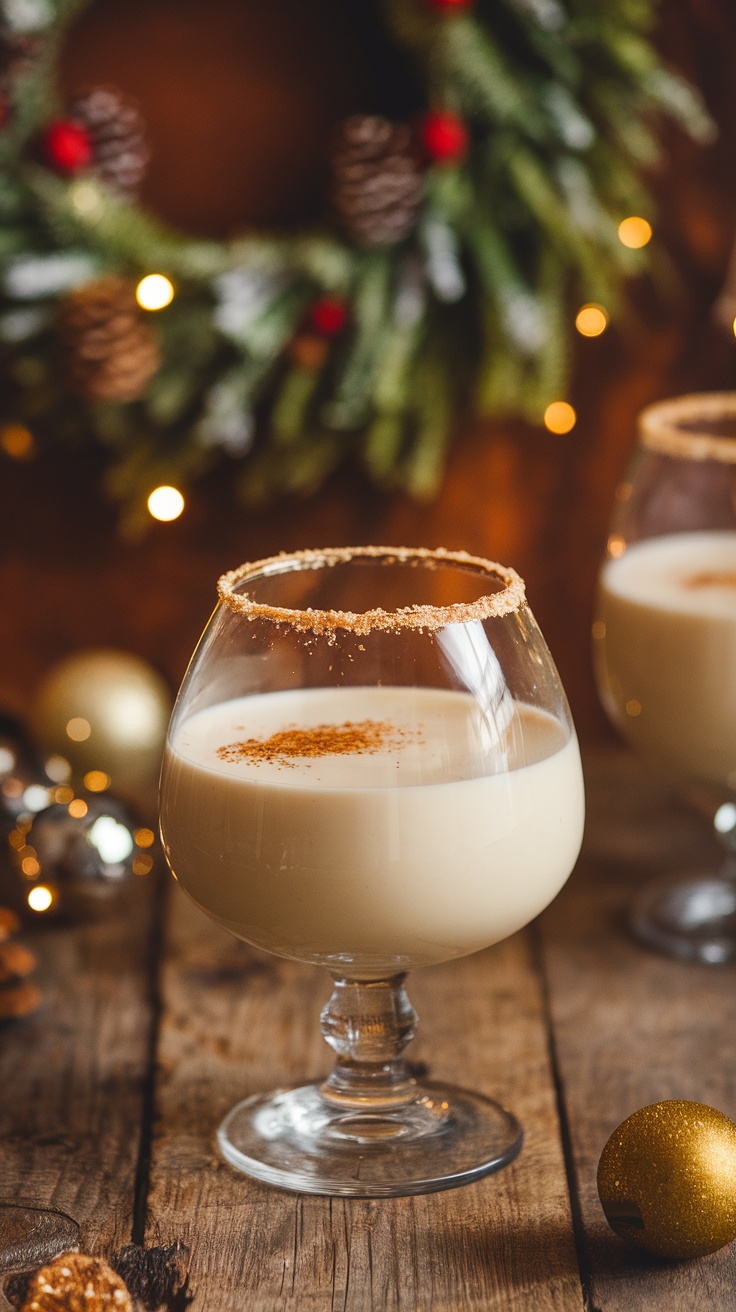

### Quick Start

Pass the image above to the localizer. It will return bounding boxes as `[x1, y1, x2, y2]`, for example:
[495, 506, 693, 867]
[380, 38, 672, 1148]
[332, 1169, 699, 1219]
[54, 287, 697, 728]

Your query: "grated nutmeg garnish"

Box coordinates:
[217, 719, 413, 768]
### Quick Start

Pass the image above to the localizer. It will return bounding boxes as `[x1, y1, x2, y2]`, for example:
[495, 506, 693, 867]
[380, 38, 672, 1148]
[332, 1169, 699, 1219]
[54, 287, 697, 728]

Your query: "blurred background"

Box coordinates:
[2, 0, 736, 749]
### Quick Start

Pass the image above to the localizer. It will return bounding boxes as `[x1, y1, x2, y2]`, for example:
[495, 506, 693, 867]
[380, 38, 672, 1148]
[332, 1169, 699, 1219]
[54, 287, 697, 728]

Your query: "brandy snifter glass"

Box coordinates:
[160, 546, 585, 1196]
[594, 393, 736, 962]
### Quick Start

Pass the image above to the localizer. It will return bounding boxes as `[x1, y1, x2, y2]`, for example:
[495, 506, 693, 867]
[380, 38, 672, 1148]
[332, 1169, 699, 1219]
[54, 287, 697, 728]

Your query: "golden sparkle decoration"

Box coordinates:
[598, 1100, 736, 1259]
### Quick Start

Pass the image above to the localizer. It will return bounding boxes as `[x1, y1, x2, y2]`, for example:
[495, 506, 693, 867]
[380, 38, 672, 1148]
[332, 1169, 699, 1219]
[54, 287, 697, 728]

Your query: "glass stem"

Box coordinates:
[320, 974, 419, 1111]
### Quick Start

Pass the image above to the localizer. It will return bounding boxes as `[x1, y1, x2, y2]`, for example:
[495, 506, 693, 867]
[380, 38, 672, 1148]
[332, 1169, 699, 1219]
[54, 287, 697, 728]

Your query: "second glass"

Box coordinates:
[160, 546, 585, 1196]
[594, 393, 736, 962]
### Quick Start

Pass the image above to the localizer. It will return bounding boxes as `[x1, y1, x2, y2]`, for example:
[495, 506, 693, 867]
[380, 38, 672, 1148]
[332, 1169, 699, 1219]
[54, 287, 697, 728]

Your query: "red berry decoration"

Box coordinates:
[44, 119, 93, 173]
[421, 110, 469, 164]
[309, 297, 348, 336]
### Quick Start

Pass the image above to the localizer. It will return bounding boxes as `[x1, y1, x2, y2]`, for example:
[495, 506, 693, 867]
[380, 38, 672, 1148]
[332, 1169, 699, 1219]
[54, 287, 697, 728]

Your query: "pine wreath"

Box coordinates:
[0, 0, 714, 529]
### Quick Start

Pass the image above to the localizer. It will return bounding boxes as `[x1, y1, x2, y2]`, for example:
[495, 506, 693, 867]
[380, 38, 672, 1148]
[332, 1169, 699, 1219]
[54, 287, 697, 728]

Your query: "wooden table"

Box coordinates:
[2, 750, 735, 1311]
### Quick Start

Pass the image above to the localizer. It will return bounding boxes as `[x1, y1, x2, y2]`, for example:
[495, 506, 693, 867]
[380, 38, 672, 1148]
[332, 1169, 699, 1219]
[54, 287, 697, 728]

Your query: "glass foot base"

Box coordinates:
[631, 872, 736, 964]
[217, 1081, 523, 1197]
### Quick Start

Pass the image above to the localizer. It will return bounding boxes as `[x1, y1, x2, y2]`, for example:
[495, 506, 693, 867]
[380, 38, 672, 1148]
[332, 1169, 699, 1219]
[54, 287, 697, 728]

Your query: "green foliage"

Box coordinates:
[0, 0, 714, 520]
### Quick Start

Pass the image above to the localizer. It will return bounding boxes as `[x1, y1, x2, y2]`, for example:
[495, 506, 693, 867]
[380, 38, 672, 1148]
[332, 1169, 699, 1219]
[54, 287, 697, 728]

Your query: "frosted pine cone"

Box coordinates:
[67, 85, 149, 197]
[330, 115, 424, 248]
[58, 277, 160, 404]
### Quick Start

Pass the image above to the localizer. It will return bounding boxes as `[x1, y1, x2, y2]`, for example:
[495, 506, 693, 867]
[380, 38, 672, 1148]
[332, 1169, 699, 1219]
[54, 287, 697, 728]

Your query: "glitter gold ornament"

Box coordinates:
[31, 649, 172, 800]
[20, 1251, 133, 1312]
[597, 1100, 736, 1259]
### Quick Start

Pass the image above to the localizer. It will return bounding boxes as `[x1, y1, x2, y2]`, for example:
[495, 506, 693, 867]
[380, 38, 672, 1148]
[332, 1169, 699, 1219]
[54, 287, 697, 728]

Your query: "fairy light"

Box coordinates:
[134, 827, 155, 848]
[618, 217, 652, 249]
[136, 274, 174, 311]
[607, 534, 626, 558]
[575, 304, 608, 337]
[0, 423, 35, 459]
[147, 485, 185, 522]
[66, 716, 91, 742]
[133, 853, 153, 876]
[68, 798, 88, 819]
[84, 770, 110, 792]
[544, 402, 577, 434]
[28, 885, 54, 912]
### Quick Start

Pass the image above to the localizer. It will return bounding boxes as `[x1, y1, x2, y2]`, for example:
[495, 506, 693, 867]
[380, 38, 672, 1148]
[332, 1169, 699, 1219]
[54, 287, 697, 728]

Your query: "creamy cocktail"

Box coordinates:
[162, 685, 583, 974]
[596, 530, 736, 791]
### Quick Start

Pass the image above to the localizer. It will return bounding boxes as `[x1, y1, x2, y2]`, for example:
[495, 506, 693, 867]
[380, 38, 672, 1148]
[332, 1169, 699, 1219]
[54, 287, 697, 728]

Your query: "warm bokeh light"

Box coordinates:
[1, 423, 34, 459]
[68, 798, 88, 819]
[544, 401, 577, 434]
[136, 274, 174, 311]
[591, 620, 606, 641]
[133, 853, 154, 876]
[84, 770, 110, 792]
[46, 754, 71, 782]
[66, 716, 91, 742]
[135, 827, 155, 848]
[626, 699, 642, 717]
[607, 535, 626, 559]
[28, 885, 54, 912]
[53, 785, 74, 804]
[618, 216, 652, 249]
[21, 855, 40, 877]
[147, 485, 185, 522]
[575, 304, 608, 337]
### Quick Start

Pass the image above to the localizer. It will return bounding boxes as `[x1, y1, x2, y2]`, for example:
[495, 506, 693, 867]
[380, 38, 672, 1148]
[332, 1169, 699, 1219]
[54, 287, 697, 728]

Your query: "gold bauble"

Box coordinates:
[32, 649, 172, 798]
[598, 1100, 736, 1259]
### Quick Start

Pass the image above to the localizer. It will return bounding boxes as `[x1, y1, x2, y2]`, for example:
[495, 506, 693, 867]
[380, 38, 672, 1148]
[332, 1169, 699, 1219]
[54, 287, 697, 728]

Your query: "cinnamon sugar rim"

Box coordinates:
[217, 546, 526, 634]
[639, 393, 736, 463]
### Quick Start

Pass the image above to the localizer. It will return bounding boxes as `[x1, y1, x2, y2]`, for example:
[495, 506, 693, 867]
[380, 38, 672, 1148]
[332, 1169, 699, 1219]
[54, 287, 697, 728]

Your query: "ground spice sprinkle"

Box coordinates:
[684, 571, 736, 590]
[217, 719, 412, 768]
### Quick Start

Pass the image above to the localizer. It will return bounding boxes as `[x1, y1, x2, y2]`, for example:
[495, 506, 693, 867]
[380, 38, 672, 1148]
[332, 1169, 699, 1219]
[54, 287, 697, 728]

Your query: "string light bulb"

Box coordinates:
[136, 274, 174, 311]
[544, 402, 577, 434]
[28, 885, 54, 912]
[575, 304, 608, 337]
[0, 423, 35, 459]
[618, 217, 652, 249]
[147, 485, 185, 522]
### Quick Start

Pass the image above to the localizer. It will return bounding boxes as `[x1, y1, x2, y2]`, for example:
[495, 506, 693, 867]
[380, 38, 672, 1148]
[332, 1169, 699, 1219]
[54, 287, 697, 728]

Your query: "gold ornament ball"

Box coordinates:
[598, 1100, 736, 1259]
[32, 648, 172, 797]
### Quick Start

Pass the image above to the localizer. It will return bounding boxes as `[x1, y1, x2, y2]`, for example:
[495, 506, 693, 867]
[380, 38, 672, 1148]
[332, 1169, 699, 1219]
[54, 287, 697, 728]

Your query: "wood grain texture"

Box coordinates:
[143, 886, 583, 1311]
[0, 881, 156, 1257]
[537, 752, 736, 1310]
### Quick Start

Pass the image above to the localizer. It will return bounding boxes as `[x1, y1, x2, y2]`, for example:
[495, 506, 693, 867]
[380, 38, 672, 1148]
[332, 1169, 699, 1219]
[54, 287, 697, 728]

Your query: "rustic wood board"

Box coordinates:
[144, 885, 584, 1311]
[0, 878, 156, 1261]
[538, 751, 736, 1310]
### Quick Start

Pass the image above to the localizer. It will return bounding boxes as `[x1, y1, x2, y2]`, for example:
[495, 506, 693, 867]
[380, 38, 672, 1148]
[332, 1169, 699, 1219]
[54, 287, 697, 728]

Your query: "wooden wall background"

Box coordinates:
[2, 0, 736, 744]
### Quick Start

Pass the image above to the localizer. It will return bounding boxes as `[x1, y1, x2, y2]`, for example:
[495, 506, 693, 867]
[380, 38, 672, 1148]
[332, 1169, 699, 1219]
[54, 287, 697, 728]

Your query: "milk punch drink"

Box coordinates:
[595, 530, 736, 791]
[161, 684, 584, 976]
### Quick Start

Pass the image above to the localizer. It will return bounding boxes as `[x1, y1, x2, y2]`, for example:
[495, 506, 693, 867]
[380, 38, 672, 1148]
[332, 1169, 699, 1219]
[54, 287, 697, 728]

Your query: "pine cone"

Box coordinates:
[67, 85, 149, 197]
[58, 277, 160, 404]
[330, 115, 424, 248]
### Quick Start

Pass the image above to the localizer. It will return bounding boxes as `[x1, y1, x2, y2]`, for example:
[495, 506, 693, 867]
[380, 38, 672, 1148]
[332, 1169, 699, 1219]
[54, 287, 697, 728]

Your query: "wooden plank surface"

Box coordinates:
[144, 886, 584, 1311]
[538, 752, 736, 1310]
[0, 879, 156, 1259]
